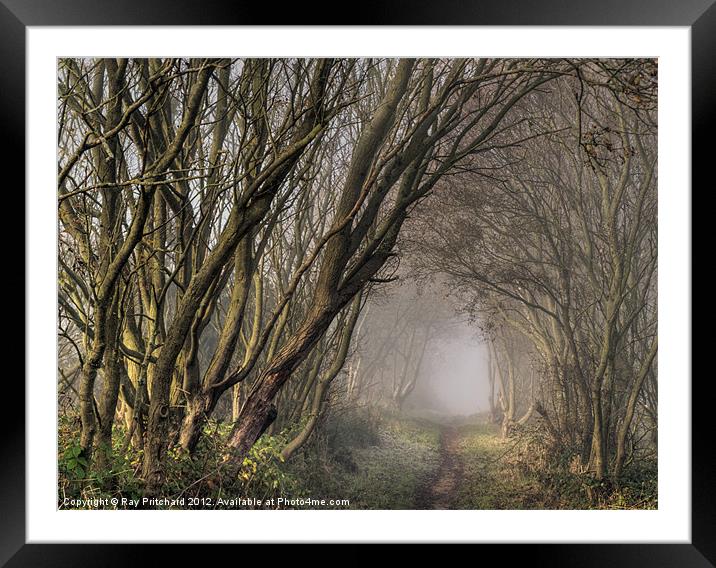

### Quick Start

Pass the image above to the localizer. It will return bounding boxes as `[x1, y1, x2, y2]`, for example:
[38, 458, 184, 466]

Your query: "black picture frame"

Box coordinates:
[6, 1, 708, 564]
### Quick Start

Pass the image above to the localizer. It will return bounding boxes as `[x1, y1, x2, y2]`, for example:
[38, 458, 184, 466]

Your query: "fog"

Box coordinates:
[406, 326, 490, 416]
[348, 277, 491, 417]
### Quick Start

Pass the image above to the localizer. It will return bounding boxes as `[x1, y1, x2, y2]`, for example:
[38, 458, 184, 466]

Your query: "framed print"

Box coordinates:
[7, 0, 709, 564]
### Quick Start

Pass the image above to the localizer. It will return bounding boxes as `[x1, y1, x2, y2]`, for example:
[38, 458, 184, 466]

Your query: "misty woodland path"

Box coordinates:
[417, 425, 465, 509]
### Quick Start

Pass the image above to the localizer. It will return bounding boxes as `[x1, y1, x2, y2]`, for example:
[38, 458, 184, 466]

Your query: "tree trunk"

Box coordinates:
[177, 235, 254, 452]
[231, 384, 242, 423]
[280, 378, 327, 462]
[614, 340, 657, 480]
[178, 391, 218, 452]
[588, 388, 607, 479]
[227, 373, 283, 458]
[93, 293, 123, 473]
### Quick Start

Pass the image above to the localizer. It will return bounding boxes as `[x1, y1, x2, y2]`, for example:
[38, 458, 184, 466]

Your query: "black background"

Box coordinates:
[4, 0, 709, 564]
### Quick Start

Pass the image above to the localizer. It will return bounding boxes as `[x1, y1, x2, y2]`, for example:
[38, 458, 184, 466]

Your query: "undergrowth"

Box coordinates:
[58, 411, 656, 510]
[455, 420, 657, 510]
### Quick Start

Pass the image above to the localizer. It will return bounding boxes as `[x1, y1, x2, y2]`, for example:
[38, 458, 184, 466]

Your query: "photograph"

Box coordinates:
[56, 56, 659, 511]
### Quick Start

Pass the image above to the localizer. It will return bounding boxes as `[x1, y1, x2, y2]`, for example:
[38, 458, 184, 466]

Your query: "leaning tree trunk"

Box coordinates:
[227, 304, 338, 459]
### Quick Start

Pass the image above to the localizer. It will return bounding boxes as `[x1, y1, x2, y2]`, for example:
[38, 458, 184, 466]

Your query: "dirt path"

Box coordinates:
[416, 425, 464, 509]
